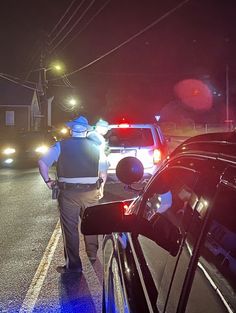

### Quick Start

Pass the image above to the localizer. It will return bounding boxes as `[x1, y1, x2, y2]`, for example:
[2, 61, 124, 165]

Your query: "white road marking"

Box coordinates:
[19, 220, 61, 313]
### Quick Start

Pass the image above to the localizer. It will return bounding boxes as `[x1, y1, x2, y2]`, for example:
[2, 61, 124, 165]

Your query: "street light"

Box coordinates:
[49, 61, 65, 74]
[68, 97, 77, 106]
[68, 97, 80, 116]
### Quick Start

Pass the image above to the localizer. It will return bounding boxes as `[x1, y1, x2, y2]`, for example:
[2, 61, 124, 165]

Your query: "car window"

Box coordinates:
[155, 127, 164, 145]
[142, 166, 198, 231]
[106, 128, 154, 147]
[186, 183, 236, 313]
[134, 164, 201, 312]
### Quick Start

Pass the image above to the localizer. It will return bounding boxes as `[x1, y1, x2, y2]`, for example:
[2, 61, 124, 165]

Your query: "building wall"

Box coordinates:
[0, 107, 29, 132]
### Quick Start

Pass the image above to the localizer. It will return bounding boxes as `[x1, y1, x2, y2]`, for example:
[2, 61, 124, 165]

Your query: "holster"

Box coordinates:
[96, 178, 103, 189]
[52, 183, 60, 199]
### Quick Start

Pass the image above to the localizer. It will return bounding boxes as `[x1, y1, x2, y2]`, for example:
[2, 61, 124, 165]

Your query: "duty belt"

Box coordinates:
[58, 179, 102, 191]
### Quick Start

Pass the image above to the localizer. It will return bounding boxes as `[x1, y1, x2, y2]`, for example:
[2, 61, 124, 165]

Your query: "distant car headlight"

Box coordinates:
[35, 145, 49, 154]
[60, 127, 68, 135]
[3, 147, 16, 155]
[4, 158, 14, 164]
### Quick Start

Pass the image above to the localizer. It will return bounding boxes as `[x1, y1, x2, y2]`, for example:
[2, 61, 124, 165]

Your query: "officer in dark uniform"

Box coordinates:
[38, 116, 106, 274]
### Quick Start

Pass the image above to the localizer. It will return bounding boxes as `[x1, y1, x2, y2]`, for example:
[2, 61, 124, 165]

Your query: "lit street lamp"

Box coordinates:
[68, 98, 77, 106]
[60, 96, 80, 114]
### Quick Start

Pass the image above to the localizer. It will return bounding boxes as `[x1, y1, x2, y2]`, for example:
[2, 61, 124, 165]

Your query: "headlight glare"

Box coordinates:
[60, 127, 68, 134]
[35, 145, 49, 154]
[4, 158, 14, 164]
[3, 147, 16, 155]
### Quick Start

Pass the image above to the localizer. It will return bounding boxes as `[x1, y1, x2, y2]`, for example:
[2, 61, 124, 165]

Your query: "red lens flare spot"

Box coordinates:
[174, 79, 213, 111]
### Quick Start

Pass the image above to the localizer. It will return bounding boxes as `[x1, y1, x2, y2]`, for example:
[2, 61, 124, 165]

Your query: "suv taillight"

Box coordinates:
[153, 148, 161, 164]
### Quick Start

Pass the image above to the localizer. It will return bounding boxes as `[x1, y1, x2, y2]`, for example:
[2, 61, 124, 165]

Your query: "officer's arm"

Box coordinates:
[38, 142, 60, 189]
[98, 151, 109, 181]
[38, 160, 55, 189]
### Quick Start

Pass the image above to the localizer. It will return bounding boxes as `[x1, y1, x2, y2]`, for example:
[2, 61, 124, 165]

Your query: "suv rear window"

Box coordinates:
[106, 128, 154, 147]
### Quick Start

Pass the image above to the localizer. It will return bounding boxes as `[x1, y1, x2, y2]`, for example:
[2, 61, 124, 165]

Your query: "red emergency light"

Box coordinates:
[118, 123, 130, 128]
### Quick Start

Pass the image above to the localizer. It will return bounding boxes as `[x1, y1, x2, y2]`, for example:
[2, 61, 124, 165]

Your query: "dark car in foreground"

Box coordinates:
[0, 131, 56, 167]
[81, 131, 236, 313]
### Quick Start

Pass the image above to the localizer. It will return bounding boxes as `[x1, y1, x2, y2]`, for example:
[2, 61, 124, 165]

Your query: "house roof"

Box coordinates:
[0, 78, 36, 105]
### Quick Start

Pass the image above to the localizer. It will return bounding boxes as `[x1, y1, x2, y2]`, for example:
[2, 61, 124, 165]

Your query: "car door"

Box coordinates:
[106, 156, 201, 312]
[103, 196, 151, 313]
[154, 126, 169, 159]
[128, 156, 221, 313]
[185, 165, 236, 313]
[134, 157, 201, 313]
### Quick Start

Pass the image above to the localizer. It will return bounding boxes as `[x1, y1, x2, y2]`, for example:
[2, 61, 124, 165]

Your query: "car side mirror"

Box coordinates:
[81, 200, 136, 235]
[81, 201, 181, 256]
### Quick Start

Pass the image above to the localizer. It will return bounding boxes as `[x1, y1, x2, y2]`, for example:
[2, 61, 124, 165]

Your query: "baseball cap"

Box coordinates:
[96, 119, 109, 128]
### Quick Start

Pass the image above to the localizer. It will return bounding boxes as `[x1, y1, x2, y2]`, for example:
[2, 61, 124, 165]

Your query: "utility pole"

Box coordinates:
[226, 64, 229, 128]
[225, 64, 233, 131]
[39, 50, 48, 130]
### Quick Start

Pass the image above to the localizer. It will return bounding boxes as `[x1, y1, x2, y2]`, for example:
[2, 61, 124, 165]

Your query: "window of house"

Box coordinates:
[5, 111, 15, 126]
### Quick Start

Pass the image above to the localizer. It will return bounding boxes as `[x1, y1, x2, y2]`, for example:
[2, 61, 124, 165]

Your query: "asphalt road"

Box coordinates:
[0, 167, 134, 313]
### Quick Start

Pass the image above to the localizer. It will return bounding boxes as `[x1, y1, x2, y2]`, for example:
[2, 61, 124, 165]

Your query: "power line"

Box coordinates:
[60, 0, 112, 51]
[24, 1, 80, 85]
[1, 72, 37, 85]
[24, 46, 41, 80]
[62, 74, 75, 88]
[0, 74, 39, 92]
[48, 0, 77, 38]
[49, 0, 86, 46]
[50, 0, 96, 53]
[52, 0, 190, 79]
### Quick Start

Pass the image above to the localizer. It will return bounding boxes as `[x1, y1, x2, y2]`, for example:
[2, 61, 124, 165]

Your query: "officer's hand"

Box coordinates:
[98, 186, 104, 199]
[46, 180, 56, 190]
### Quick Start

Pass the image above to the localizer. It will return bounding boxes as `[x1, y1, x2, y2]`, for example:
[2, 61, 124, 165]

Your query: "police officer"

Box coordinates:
[92, 119, 110, 154]
[87, 119, 110, 198]
[38, 116, 106, 274]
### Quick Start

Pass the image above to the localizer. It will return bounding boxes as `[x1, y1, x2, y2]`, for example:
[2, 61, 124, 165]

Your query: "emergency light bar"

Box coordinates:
[118, 123, 130, 128]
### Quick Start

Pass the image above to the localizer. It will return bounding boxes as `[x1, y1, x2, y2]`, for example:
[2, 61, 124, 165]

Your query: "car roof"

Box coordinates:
[171, 131, 236, 162]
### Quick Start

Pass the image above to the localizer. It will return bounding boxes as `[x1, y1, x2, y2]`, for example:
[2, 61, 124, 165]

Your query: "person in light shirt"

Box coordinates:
[87, 119, 110, 198]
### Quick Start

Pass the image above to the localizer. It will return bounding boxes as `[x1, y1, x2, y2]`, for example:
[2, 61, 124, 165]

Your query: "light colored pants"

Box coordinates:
[58, 188, 100, 269]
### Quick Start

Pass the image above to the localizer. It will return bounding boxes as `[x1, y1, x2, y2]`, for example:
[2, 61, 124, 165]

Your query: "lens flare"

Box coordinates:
[174, 79, 213, 111]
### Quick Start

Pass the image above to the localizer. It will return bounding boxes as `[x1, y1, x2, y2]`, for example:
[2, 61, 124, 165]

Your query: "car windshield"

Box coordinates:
[16, 132, 55, 145]
[106, 128, 154, 147]
[0, 132, 54, 146]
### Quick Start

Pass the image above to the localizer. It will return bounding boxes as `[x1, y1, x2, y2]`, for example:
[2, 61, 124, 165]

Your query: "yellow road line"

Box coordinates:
[19, 220, 61, 313]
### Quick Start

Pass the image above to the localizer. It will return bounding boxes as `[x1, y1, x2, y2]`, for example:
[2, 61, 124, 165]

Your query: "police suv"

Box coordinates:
[105, 122, 169, 177]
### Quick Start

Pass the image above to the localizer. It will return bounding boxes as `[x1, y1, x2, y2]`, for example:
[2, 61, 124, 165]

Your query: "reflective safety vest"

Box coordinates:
[56, 137, 100, 178]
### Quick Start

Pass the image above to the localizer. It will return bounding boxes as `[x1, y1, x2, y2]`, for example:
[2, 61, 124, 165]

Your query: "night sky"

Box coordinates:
[1, 0, 236, 125]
